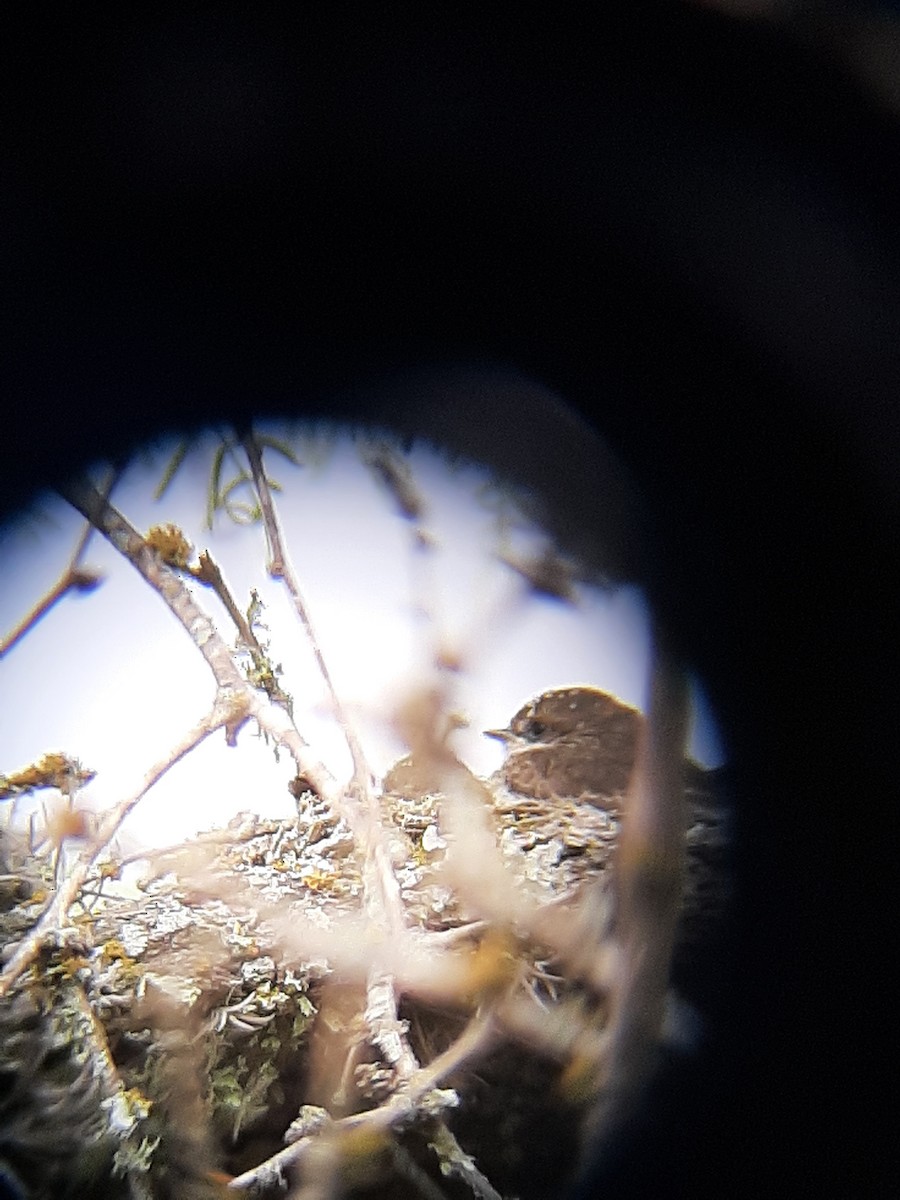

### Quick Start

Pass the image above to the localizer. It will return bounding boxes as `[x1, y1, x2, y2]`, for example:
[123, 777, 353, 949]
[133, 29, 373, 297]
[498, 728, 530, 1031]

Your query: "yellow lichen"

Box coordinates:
[145, 523, 193, 569]
[0, 752, 95, 798]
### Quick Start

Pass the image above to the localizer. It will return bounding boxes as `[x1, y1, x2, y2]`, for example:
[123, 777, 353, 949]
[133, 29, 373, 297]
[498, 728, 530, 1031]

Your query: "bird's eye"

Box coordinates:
[522, 720, 546, 741]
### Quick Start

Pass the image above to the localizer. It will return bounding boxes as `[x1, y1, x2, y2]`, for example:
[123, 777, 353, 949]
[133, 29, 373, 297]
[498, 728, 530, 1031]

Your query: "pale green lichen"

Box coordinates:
[112, 1134, 160, 1179]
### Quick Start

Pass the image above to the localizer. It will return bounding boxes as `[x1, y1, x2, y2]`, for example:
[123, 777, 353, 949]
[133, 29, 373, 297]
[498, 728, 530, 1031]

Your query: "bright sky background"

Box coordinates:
[0, 421, 724, 860]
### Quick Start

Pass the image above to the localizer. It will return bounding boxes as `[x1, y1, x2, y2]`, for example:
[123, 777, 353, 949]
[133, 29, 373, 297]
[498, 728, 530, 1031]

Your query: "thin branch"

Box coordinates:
[191, 551, 264, 657]
[228, 1012, 497, 1192]
[60, 469, 424, 1125]
[106, 819, 262, 877]
[189, 551, 293, 711]
[580, 624, 689, 1152]
[1, 468, 122, 658]
[2, 472, 364, 997]
[242, 433, 424, 1106]
[57, 475, 338, 800]
[364, 967, 420, 1084]
[240, 430, 374, 796]
[359, 438, 452, 679]
[0, 554, 103, 659]
[387, 1142, 455, 1200]
[0, 692, 246, 997]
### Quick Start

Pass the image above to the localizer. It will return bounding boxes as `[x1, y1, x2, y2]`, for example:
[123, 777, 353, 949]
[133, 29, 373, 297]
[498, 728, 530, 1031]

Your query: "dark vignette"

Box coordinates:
[1, 7, 894, 1196]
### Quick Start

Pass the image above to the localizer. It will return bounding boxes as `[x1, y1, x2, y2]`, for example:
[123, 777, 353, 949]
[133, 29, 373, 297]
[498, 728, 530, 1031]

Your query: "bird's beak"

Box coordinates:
[484, 727, 514, 743]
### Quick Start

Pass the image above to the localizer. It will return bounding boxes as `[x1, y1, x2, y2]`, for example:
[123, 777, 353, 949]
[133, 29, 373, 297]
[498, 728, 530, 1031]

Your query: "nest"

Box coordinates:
[0, 763, 729, 1200]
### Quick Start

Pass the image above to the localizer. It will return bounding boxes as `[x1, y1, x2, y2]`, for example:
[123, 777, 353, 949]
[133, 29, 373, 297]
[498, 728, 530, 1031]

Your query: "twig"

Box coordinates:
[358, 438, 472, 700]
[189, 551, 294, 712]
[1, 469, 121, 658]
[364, 966, 420, 1084]
[240, 430, 374, 795]
[579, 625, 689, 1154]
[57, 475, 338, 799]
[387, 1142, 454, 1200]
[228, 1012, 497, 1192]
[59, 469, 428, 1157]
[107, 820, 261, 876]
[0, 692, 247, 997]
[242, 432, 421, 1097]
[0, 512, 105, 665]
[0, 564, 104, 658]
[191, 551, 265, 659]
[424, 1122, 504, 1200]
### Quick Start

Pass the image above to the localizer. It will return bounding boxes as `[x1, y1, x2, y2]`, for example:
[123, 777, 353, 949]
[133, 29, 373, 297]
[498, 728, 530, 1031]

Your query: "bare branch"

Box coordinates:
[0, 564, 105, 658]
[1, 468, 124, 658]
[57, 474, 338, 799]
[580, 626, 689, 1150]
[58, 466, 430, 1153]
[0, 691, 247, 997]
[361, 440, 425, 523]
[240, 429, 374, 795]
[228, 1012, 496, 1192]
[241, 433, 425, 1107]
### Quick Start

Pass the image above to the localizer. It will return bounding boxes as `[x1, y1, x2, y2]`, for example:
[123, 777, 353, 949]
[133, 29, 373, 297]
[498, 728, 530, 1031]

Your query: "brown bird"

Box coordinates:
[486, 685, 731, 968]
[485, 685, 642, 814]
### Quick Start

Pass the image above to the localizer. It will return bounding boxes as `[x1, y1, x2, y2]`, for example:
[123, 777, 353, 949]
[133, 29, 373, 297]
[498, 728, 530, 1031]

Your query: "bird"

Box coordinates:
[484, 685, 643, 815]
[380, 685, 729, 955]
[484, 686, 732, 962]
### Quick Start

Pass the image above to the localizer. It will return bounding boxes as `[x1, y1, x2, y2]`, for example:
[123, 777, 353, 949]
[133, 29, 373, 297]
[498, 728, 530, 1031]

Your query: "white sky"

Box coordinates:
[0, 423, 724, 858]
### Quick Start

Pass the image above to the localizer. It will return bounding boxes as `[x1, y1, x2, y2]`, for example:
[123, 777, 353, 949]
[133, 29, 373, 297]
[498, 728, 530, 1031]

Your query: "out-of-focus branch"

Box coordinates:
[0, 511, 105, 660]
[580, 626, 689, 1153]
[1, 470, 122, 658]
[0, 563, 103, 659]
